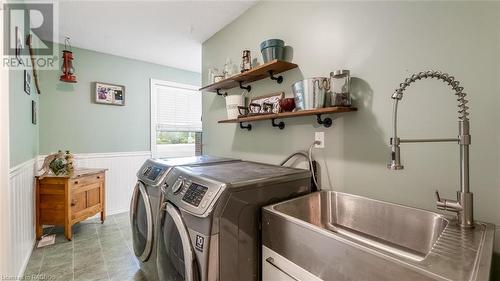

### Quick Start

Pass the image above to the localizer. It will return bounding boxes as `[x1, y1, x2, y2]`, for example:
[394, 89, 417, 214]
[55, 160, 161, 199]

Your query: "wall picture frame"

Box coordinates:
[31, 100, 37, 125]
[94, 82, 125, 106]
[24, 70, 31, 95]
[15, 26, 23, 64]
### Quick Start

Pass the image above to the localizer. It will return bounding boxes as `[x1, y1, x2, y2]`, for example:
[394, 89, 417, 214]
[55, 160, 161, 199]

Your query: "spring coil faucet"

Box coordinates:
[388, 70, 474, 228]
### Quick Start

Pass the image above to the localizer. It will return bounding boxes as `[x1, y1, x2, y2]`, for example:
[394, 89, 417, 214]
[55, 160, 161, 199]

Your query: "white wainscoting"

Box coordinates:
[8, 158, 36, 278]
[37, 151, 151, 216]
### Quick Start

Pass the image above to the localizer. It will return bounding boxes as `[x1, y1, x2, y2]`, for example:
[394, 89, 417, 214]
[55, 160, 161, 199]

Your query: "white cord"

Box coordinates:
[308, 141, 321, 190]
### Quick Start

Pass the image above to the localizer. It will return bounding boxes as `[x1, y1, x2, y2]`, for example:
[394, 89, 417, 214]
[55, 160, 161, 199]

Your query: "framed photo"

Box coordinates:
[15, 26, 23, 64]
[94, 82, 125, 106]
[31, 100, 37, 125]
[24, 70, 31, 95]
[249, 92, 284, 114]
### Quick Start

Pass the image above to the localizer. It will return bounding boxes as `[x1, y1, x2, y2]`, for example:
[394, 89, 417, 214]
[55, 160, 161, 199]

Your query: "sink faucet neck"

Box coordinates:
[391, 70, 469, 121]
[388, 70, 474, 228]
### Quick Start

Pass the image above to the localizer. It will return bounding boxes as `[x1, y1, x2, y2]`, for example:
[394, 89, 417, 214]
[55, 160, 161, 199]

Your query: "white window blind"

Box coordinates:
[155, 85, 202, 132]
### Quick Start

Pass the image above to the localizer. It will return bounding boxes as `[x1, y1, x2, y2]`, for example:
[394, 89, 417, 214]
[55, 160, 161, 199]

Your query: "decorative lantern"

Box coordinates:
[59, 37, 77, 83]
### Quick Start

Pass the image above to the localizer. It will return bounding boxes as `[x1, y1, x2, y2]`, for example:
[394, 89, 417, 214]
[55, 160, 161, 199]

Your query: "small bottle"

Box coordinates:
[223, 58, 232, 78]
[211, 68, 220, 83]
[241, 50, 251, 73]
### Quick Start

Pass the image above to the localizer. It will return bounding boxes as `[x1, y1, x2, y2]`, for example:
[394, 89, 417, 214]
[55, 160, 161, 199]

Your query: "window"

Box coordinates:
[151, 79, 202, 158]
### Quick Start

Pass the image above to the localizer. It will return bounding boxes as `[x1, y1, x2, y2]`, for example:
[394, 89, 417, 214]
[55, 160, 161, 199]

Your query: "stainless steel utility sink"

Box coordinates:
[273, 191, 448, 261]
[262, 191, 495, 281]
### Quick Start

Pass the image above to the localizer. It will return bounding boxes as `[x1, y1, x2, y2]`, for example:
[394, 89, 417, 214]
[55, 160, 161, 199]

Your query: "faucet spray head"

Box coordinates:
[388, 160, 404, 170]
[388, 138, 404, 170]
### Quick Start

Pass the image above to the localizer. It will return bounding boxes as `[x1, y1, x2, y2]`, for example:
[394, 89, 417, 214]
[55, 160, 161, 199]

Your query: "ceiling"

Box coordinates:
[52, 1, 256, 72]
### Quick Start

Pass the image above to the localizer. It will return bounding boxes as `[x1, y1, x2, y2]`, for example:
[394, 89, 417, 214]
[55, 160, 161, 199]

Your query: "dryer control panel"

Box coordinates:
[182, 183, 208, 207]
[162, 168, 225, 217]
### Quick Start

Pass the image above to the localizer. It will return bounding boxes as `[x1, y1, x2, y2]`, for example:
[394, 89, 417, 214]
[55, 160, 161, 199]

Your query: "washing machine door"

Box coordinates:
[130, 181, 154, 261]
[157, 202, 199, 281]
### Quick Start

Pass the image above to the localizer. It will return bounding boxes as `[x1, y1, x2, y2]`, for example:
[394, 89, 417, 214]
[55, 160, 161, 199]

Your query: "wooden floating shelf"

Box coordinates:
[200, 60, 298, 93]
[218, 107, 357, 130]
[219, 107, 357, 123]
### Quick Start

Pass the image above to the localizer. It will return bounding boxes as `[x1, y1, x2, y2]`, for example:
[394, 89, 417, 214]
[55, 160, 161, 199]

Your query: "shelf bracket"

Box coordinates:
[216, 89, 227, 96]
[268, 70, 283, 84]
[271, 119, 285, 130]
[238, 81, 251, 92]
[316, 114, 333, 128]
[239, 122, 252, 131]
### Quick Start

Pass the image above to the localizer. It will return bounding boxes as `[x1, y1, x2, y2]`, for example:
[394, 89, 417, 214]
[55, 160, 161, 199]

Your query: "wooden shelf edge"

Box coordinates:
[200, 60, 298, 93]
[218, 107, 357, 124]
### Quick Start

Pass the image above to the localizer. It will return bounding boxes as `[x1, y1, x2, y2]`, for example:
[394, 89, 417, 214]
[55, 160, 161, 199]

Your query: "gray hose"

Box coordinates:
[279, 151, 309, 166]
[280, 141, 321, 190]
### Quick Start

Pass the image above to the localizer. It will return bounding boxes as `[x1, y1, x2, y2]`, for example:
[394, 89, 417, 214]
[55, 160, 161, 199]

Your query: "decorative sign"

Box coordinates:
[31, 100, 37, 124]
[24, 70, 31, 94]
[249, 92, 284, 114]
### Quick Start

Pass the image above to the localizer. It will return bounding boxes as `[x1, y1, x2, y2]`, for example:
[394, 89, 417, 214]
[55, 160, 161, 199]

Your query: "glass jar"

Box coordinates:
[329, 70, 351, 107]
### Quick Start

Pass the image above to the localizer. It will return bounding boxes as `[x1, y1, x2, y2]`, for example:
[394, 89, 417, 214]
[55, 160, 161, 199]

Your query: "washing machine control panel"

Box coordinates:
[163, 169, 225, 217]
[182, 183, 208, 207]
[137, 159, 173, 187]
[146, 166, 163, 181]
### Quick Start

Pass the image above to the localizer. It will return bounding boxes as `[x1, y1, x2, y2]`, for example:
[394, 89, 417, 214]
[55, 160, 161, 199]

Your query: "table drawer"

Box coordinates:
[71, 173, 104, 187]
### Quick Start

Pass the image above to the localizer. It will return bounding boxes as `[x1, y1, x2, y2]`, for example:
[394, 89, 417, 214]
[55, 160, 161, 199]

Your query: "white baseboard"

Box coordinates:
[18, 240, 36, 279]
[86, 208, 129, 220]
[107, 208, 130, 217]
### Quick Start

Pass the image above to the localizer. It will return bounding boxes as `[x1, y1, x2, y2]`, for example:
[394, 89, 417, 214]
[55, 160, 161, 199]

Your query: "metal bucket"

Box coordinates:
[260, 39, 285, 63]
[261, 46, 284, 63]
[292, 78, 328, 110]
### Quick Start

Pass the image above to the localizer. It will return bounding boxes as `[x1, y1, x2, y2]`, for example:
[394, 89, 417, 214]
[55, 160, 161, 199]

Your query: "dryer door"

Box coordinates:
[157, 202, 199, 281]
[130, 181, 154, 261]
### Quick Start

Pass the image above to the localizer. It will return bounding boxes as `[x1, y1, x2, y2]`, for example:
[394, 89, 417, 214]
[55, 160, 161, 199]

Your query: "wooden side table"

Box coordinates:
[36, 168, 107, 241]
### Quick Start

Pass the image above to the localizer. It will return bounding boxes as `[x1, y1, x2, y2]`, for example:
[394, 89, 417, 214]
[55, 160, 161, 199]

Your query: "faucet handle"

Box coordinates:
[435, 190, 461, 212]
[435, 190, 442, 202]
[435, 190, 446, 210]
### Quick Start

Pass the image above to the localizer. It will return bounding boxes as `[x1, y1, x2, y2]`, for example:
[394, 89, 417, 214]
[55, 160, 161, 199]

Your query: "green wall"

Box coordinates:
[9, 46, 39, 167]
[38, 44, 200, 155]
[202, 0, 500, 263]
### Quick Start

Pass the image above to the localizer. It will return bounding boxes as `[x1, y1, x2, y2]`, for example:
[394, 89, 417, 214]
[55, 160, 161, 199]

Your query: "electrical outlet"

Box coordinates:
[315, 132, 325, 148]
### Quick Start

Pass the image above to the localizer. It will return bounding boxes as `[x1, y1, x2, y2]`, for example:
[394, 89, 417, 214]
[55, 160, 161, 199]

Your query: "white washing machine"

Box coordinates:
[130, 156, 237, 281]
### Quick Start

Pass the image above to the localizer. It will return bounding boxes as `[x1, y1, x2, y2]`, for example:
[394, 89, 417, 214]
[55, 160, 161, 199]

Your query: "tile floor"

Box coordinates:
[23, 213, 146, 281]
